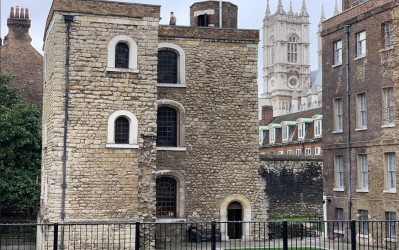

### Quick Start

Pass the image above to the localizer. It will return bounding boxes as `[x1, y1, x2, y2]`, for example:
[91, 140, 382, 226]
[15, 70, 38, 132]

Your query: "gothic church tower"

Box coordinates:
[261, 0, 310, 117]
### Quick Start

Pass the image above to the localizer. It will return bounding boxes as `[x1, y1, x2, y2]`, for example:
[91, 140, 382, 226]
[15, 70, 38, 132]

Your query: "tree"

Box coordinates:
[0, 74, 41, 212]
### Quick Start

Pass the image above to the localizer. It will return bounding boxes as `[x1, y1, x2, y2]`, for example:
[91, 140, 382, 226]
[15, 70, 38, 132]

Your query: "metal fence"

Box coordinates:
[1, 220, 399, 249]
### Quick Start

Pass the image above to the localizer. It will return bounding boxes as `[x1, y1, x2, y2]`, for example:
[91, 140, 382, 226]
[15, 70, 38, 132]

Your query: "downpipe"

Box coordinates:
[345, 24, 352, 221]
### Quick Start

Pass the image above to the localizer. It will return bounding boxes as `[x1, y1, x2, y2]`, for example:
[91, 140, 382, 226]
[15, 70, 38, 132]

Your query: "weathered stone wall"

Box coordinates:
[41, 6, 160, 223]
[0, 8, 43, 107]
[157, 26, 267, 221]
[259, 155, 323, 218]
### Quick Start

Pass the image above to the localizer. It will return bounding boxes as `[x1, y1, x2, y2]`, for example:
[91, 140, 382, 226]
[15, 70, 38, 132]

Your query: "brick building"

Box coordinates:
[322, 0, 397, 228]
[0, 7, 43, 107]
[39, 0, 267, 244]
[259, 106, 323, 156]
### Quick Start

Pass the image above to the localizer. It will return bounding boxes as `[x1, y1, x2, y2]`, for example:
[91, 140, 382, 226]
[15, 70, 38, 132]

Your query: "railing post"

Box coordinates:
[283, 221, 288, 250]
[135, 221, 140, 250]
[53, 223, 58, 250]
[211, 221, 216, 250]
[351, 220, 356, 250]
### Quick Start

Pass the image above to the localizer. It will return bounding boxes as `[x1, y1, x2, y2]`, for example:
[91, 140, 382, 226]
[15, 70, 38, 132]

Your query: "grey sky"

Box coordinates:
[1, 0, 340, 92]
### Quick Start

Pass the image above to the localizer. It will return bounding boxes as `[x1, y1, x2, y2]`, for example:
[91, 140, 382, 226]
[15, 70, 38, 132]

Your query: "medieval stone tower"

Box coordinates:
[261, 0, 311, 117]
[40, 0, 267, 245]
[0, 6, 43, 107]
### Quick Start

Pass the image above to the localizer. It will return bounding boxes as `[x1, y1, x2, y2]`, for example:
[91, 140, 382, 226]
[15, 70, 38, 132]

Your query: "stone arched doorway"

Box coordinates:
[220, 195, 252, 240]
[227, 201, 243, 239]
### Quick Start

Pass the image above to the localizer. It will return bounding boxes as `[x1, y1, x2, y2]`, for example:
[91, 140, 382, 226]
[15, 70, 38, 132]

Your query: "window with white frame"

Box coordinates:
[358, 154, 368, 190]
[334, 40, 342, 65]
[298, 123, 306, 140]
[334, 98, 343, 132]
[282, 126, 289, 142]
[287, 150, 293, 155]
[383, 87, 395, 126]
[107, 35, 138, 73]
[288, 36, 298, 63]
[386, 212, 397, 240]
[315, 147, 321, 155]
[106, 110, 139, 149]
[314, 119, 322, 137]
[356, 31, 366, 58]
[278, 151, 284, 155]
[335, 156, 344, 189]
[337, 208, 344, 232]
[158, 43, 186, 86]
[260, 130, 267, 145]
[269, 128, 276, 144]
[359, 210, 369, 235]
[385, 153, 397, 191]
[296, 149, 302, 155]
[383, 22, 393, 49]
[305, 148, 311, 155]
[357, 93, 367, 129]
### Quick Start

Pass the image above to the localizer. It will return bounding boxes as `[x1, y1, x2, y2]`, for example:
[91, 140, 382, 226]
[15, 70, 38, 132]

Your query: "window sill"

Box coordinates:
[385, 238, 397, 242]
[106, 144, 139, 149]
[158, 83, 187, 88]
[356, 189, 369, 193]
[358, 234, 369, 239]
[314, 135, 322, 138]
[354, 55, 366, 61]
[384, 189, 397, 194]
[157, 147, 187, 152]
[333, 188, 345, 192]
[156, 218, 186, 223]
[332, 63, 342, 68]
[334, 230, 345, 235]
[380, 46, 394, 52]
[106, 67, 139, 73]
[355, 128, 367, 131]
[382, 124, 396, 128]
[333, 130, 343, 134]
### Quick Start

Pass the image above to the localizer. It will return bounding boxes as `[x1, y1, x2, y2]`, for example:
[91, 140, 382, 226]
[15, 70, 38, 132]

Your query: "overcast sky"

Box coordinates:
[0, 0, 340, 92]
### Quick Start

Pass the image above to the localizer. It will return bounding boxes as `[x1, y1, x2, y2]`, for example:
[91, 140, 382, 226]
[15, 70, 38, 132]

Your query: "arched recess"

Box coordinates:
[106, 110, 138, 148]
[155, 170, 185, 219]
[157, 99, 185, 148]
[158, 43, 186, 85]
[220, 194, 252, 240]
[107, 35, 138, 72]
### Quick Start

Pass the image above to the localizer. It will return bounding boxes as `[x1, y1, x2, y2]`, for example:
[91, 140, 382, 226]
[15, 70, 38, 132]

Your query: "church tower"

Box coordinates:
[261, 0, 311, 117]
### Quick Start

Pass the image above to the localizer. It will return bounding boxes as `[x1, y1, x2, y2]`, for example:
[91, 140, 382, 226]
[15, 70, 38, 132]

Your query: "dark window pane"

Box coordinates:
[158, 50, 178, 83]
[157, 107, 177, 146]
[115, 117, 129, 144]
[115, 43, 129, 68]
[156, 177, 177, 217]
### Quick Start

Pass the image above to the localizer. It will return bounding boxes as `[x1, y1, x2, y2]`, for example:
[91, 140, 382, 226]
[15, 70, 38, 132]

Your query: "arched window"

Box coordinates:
[158, 43, 186, 86]
[107, 110, 138, 148]
[115, 42, 129, 68]
[157, 107, 177, 147]
[287, 36, 298, 63]
[115, 116, 129, 144]
[158, 50, 178, 84]
[107, 35, 138, 73]
[156, 177, 177, 218]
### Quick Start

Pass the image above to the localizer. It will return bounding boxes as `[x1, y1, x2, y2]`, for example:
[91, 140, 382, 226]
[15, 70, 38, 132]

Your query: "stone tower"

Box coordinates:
[40, 0, 267, 246]
[261, 0, 311, 117]
[0, 6, 43, 107]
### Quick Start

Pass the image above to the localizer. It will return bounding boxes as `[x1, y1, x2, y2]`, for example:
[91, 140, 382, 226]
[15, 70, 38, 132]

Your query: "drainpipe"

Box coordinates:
[60, 14, 74, 249]
[219, 1, 222, 28]
[345, 24, 352, 221]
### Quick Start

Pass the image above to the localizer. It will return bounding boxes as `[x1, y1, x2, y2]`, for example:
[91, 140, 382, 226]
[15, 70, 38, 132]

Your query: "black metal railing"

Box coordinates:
[1, 220, 399, 249]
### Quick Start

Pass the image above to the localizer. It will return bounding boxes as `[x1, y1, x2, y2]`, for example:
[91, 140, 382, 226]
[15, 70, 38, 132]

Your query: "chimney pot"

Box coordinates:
[20, 8, 25, 19]
[16, 6, 20, 18]
[25, 9, 29, 19]
[10, 7, 14, 18]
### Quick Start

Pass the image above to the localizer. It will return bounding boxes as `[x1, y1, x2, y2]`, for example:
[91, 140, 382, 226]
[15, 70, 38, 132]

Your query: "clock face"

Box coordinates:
[289, 78, 297, 88]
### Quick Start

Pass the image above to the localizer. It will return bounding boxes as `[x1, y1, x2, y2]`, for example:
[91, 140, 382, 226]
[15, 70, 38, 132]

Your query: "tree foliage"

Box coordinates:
[0, 74, 41, 210]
